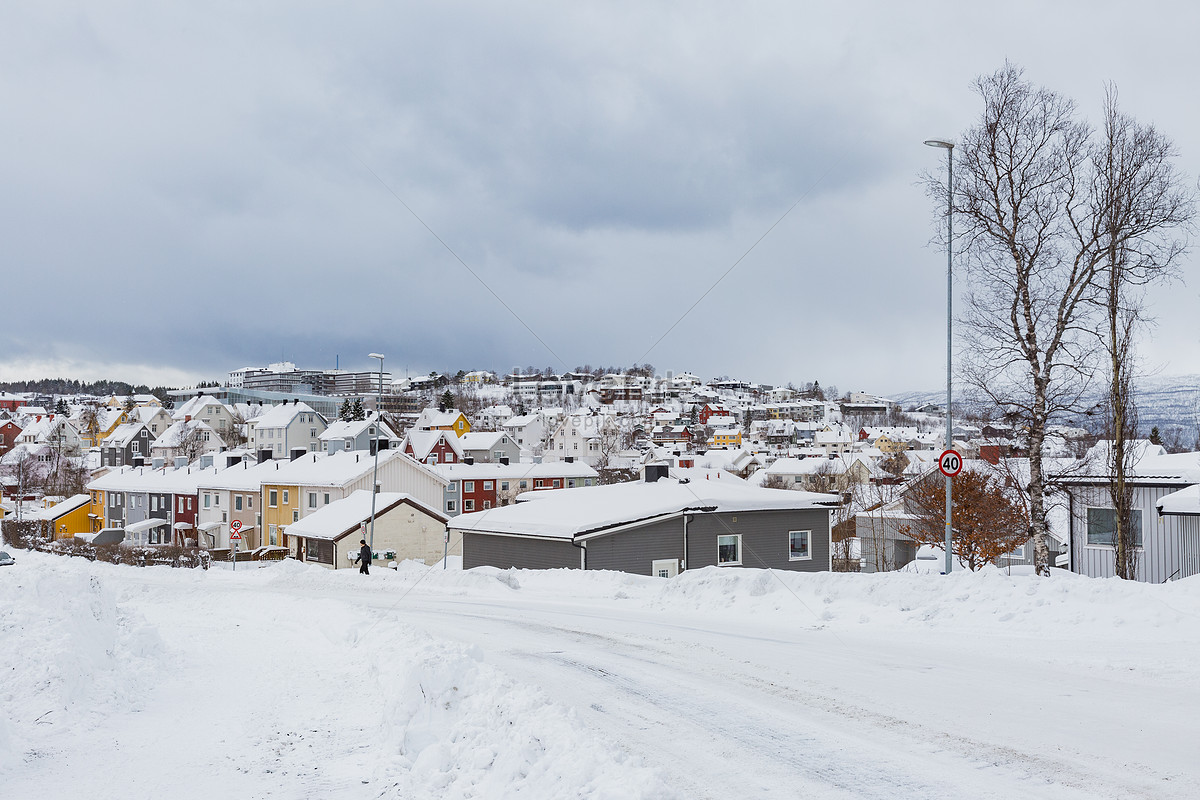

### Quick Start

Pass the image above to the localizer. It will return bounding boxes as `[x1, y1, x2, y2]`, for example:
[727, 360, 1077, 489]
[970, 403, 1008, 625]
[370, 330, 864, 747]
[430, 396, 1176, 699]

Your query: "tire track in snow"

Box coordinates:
[405, 605, 1170, 800]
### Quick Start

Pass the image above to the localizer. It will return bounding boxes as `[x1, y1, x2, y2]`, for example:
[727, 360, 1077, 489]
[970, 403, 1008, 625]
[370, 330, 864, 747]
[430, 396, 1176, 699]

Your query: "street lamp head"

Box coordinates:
[368, 353, 385, 361]
[924, 139, 954, 150]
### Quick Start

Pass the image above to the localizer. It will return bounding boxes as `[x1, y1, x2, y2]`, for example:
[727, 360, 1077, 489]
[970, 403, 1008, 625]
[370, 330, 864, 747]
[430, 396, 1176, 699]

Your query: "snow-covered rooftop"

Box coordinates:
[250, 401, 319, 429]
[449, 477, 838, 540]
[432, 461, 598, 482]
[1157, 484, 1200, 516]
[283, 490, 446, 540]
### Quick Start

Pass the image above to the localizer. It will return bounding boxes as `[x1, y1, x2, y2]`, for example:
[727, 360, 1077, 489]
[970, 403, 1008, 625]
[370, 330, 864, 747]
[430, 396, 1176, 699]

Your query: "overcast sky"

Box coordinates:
[3, 1, 1199, 395]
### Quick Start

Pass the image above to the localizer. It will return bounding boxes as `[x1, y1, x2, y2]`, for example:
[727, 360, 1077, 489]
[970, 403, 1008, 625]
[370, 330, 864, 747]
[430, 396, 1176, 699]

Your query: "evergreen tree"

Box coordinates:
[54, 398, 70, 416]
[339, 399, 353, 422]
[351, 399, 366, 421]
[439, 389, 454, 411]
[1150, 426, 1162, 446]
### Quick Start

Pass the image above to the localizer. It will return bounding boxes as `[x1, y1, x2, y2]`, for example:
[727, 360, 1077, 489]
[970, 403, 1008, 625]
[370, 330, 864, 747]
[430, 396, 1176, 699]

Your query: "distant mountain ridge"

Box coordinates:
[890, 374, 1200, 433]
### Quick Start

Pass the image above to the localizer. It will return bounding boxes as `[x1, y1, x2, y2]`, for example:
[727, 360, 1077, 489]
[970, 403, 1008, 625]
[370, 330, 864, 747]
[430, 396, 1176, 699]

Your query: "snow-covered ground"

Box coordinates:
[2, 553, 1198, 799]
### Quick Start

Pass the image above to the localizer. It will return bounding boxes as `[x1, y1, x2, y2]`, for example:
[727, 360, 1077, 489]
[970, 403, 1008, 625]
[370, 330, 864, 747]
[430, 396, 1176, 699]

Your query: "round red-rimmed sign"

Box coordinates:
[938, 449, 963, 477]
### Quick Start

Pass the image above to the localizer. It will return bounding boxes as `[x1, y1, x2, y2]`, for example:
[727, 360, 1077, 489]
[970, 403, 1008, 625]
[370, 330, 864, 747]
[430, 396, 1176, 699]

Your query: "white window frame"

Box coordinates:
[1085, 506, 1144, 549]
[789, 530, 812, 561]
[464, 499, 475, 512]
[717, 534, 741, 566]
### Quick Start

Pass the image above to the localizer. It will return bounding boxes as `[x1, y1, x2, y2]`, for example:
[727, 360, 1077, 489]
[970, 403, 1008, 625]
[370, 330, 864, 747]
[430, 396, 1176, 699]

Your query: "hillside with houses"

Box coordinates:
[3, 362, 1198, 583]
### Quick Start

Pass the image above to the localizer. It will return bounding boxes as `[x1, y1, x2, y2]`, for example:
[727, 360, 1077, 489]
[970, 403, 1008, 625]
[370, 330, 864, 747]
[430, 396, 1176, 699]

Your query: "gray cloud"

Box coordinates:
[2, 1, 1199, 393]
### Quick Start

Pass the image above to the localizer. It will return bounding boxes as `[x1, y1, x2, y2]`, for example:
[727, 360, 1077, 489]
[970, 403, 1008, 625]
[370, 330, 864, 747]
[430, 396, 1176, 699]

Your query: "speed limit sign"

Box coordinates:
[938, 449, 963, 477]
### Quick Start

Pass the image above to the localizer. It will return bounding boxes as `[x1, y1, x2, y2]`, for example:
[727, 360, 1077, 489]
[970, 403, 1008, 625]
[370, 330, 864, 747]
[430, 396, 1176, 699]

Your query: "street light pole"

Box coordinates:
[367, 352, 385, 553]
[924, 138, 954, 574]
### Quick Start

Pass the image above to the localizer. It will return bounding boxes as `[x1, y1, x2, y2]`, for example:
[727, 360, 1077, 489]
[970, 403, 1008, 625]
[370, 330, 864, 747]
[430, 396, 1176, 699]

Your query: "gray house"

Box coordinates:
[319, 415, 399, 455]
[457, 431, 522, 464]
[450, 465, 839, 576]
[100, 422, 155, 468]
[1059, 449, 1200, 582]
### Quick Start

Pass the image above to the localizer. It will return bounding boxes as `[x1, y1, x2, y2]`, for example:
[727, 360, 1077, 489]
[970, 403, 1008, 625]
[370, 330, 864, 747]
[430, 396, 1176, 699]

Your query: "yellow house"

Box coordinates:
[47, 495, 95, 539]
[873, 434, 910, 455]
[262, 481, 300, 547]
[710, 429, 742, 448]
[417, 408, 472, 437]
[88, 488, 106, 532]
[20, 494, 95, 539]
[78, 408, 130, 448]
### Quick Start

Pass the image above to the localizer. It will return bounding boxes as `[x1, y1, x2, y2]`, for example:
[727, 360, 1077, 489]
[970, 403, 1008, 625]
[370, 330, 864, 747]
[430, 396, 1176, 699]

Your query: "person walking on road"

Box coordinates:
[357, 539, 372, 575]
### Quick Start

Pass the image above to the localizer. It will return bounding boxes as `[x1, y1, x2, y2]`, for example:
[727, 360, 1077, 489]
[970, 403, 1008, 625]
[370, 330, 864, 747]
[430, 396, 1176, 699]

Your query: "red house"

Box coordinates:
[402, 429, 463, 465]
[171, 492, 198, 544]
[0, 420, 22, 457]
[698, 404, 735, 426]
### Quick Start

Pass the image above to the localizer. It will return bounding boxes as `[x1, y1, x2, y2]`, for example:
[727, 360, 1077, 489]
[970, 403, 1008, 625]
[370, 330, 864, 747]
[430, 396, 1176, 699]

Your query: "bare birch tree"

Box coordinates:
[934, 65, 1101, 575]
[933, 66, 1193, 576]
[1089, 89, 1193, 579]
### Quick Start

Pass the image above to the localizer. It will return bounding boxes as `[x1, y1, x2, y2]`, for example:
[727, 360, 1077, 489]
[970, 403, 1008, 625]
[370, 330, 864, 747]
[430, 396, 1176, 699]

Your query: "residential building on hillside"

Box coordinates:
[457, 431, 521, 464]
[100, 422, 155, 467]
[433, 460, 599, 516]
[151, 420, 225, 461]
[401, 429, 465, 465]
[247, 401, 327, 458]
[172, 394, 237, 435]
[319, 415, 399, 455]
[415, 408, 471, 436]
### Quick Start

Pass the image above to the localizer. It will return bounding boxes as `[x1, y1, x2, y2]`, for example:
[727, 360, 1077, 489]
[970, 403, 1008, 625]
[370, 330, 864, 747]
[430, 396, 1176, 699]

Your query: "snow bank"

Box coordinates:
[0, 554, 165, 769]
[375, 635, 673, 799]
[365, 558, 1200, 638]
[1, 553, 674, 799]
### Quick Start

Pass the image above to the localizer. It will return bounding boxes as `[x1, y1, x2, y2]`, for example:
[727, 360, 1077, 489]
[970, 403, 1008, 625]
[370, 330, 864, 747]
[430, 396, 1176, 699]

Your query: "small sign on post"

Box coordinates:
[230, 520, 243, 571]
[938, 448, 963, 478]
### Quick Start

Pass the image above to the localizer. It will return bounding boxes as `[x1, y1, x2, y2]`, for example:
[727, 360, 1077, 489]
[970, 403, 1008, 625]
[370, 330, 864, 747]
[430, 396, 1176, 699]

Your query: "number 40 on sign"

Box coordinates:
[938, 449, 963, 477]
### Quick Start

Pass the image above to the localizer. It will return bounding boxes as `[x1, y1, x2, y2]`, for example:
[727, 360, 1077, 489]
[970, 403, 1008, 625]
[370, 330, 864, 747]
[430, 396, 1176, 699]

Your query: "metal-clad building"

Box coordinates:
[454, 468, 838, 575]
[1062, 481, 1200, 582]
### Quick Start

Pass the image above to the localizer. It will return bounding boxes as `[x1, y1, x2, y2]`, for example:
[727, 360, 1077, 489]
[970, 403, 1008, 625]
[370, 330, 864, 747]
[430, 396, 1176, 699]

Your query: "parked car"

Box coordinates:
[0, 551, 15, 567]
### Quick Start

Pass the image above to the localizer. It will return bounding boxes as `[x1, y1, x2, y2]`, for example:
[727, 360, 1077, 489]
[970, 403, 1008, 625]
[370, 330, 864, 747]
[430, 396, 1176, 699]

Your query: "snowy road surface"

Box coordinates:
[2, 553, 1197, 799]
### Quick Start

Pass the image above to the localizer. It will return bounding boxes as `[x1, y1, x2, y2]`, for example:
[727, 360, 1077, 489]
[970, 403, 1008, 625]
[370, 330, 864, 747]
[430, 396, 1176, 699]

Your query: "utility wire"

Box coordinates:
[635, 162, 837, 365]
[357, 157, 569, 372]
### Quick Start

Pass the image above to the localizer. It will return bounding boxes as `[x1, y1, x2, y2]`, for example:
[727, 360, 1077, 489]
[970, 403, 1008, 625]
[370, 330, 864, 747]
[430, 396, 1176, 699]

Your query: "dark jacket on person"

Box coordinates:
[358, 543, 372, 564]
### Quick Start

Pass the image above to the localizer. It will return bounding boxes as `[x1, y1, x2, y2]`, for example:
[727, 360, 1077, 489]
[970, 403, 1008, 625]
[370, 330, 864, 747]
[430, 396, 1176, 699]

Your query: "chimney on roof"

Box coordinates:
[152, 457, 164, 470]
[464, 456, 474, 465]
[173, 456, 187, 469]
[499, 456, 509, 465]
[258, 449, 272, 464]
[290, 448, 305, 461]
[564, 456, 573, 464]
[131, 456, 145, 468]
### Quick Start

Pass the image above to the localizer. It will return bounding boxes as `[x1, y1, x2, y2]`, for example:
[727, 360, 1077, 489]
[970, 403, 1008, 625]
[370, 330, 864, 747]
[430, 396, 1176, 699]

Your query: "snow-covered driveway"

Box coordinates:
[2, 553, 1197, 799]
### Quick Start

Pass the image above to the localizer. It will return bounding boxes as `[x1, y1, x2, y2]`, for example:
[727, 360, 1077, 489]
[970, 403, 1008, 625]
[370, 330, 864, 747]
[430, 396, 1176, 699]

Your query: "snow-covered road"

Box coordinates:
[2, 553, 1197, 799]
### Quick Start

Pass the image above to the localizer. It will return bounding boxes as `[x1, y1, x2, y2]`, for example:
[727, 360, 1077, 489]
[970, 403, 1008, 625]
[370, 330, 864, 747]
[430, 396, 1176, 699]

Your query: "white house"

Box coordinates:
[247, 401, 327, 458]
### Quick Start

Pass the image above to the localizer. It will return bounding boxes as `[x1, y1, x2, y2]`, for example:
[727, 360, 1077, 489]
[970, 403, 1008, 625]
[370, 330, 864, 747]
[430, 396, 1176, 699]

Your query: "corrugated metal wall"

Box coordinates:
[1069, 485, 1192, 582]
